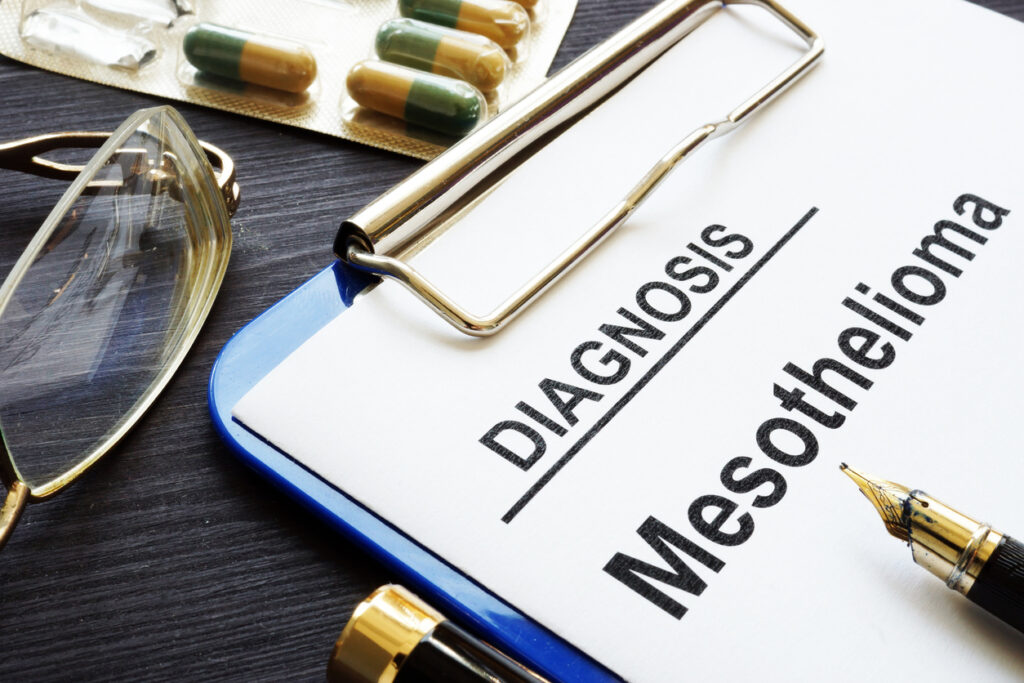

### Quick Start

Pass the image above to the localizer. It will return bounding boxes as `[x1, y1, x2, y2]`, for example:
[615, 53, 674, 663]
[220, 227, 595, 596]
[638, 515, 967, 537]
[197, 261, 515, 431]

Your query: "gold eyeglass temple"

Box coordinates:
[0, 131, 240, 217]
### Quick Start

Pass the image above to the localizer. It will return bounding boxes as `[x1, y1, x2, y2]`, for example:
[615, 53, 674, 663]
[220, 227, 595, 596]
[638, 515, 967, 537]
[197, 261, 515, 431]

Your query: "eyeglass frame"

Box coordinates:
[0, 109, 239, 548]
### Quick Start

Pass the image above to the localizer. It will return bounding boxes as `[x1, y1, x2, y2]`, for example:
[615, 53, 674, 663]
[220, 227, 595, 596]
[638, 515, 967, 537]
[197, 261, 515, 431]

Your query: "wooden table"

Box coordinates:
[1, 1, 1021, 679]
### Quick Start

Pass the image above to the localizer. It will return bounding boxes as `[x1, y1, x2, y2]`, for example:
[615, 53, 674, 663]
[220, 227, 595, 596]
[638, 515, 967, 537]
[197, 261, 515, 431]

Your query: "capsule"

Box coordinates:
[183, 23, 317, 94]
[398, 0, 529, 50]
[376, 19, 510, 92]
[347, 60, 486, 138]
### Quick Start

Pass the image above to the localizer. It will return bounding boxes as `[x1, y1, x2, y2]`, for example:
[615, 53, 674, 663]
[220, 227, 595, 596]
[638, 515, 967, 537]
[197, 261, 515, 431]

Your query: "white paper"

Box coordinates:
[234, 1, 1024, 679]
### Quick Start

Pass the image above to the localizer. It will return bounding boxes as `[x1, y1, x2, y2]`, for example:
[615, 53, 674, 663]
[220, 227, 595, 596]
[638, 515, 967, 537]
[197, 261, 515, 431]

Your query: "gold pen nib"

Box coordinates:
[840, 463, 911, 542]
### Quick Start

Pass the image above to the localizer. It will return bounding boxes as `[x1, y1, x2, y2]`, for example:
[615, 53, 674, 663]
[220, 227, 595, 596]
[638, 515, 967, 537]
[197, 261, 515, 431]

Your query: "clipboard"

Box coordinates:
[210, 1, 822, 679]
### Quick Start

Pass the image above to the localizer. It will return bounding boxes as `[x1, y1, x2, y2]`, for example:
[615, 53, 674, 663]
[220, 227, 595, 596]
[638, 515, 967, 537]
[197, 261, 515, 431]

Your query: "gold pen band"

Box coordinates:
[904, 490, 1003, 595]
[329, 585, 444, 683]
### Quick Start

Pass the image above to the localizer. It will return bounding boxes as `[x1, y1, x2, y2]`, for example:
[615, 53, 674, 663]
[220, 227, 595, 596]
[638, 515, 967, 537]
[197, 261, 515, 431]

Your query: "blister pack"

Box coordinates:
[0, 0, 577, 158]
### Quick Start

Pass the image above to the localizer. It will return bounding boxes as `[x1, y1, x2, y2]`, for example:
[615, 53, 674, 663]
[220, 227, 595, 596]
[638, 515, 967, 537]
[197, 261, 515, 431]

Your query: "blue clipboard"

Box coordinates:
[208, 260, 618, 683]
[210, 2, 823, 678]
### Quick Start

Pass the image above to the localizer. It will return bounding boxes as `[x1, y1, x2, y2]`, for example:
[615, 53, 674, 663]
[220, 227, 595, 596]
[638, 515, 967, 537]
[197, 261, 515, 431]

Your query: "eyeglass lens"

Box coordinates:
[0, 111, 224, 490]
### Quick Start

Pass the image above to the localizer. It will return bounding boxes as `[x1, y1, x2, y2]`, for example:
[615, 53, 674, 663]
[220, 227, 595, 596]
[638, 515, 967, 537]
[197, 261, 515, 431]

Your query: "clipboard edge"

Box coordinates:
[208, 261, 620, 683]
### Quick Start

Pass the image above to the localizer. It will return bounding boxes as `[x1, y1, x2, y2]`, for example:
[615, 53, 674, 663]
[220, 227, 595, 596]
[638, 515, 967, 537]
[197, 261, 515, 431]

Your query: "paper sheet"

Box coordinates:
[234, 0, 1024, 679]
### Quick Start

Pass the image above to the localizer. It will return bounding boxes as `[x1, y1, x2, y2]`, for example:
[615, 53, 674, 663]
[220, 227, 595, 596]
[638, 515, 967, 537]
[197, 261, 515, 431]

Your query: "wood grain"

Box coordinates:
[1, 1, 1021, 680]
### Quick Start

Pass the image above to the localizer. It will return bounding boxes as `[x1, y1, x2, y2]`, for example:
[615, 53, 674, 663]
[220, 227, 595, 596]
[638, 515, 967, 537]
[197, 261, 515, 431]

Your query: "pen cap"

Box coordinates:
[328, 585, 443, 683]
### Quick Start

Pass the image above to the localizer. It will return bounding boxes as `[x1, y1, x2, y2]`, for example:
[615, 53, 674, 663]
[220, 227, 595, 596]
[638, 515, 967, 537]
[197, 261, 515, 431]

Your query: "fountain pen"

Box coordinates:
[841, 464, 1023, 632]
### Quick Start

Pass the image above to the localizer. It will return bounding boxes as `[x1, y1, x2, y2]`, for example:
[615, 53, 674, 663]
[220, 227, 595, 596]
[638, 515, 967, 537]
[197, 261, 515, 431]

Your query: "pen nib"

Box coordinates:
[840, 463, 911, 542]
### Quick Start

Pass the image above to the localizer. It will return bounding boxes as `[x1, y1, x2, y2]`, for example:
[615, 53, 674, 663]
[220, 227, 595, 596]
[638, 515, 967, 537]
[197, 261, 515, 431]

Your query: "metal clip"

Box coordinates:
[336, 0, 823, 337]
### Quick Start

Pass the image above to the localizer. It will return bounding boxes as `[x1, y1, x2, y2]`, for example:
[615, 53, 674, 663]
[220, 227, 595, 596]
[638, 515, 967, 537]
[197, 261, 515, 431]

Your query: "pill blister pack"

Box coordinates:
[0, 0, 577, 159]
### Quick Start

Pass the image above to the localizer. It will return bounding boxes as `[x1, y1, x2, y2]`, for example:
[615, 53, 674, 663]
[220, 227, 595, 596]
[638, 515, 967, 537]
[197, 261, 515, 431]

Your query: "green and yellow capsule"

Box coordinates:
[346, 60, 486, 138]
[183, 23, 317, 94]
[398, 0, 529, 50]
[376, 19, 510, 92]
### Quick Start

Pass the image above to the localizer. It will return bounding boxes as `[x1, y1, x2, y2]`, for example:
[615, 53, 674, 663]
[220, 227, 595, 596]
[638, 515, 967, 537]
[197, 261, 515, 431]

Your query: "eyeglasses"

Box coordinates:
[0, 106, 238, 550]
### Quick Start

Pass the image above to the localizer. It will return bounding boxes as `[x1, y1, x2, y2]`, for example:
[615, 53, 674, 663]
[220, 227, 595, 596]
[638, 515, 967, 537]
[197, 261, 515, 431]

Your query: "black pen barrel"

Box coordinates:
[396, 620, 548, 683]
[330, 585, 552, 683]
[967, 535, 1024, 632]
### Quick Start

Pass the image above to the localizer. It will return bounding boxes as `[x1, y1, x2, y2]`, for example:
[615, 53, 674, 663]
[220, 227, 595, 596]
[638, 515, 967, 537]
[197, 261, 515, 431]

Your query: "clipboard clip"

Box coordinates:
[336, 0, 823, 337]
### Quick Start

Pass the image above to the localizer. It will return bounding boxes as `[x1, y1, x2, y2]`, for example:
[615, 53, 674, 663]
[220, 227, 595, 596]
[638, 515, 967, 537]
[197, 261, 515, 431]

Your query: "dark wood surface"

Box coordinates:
[1, 1, 1021, 680]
